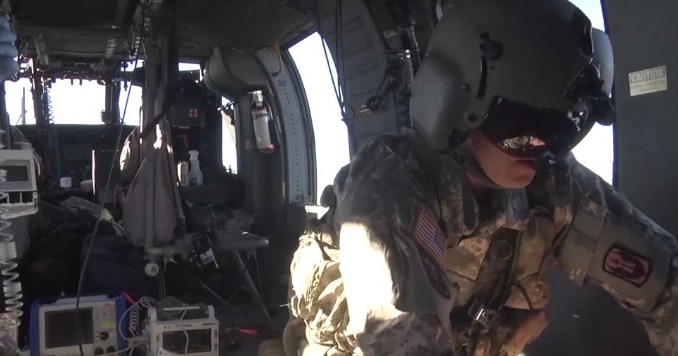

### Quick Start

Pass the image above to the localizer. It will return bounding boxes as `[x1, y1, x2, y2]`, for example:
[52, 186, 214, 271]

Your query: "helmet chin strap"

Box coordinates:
[453, 153, 507, 191]
[449, 140, 507, 191]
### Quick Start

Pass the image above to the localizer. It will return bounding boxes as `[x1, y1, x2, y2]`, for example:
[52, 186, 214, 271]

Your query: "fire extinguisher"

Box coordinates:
[251, 90, 277, 153]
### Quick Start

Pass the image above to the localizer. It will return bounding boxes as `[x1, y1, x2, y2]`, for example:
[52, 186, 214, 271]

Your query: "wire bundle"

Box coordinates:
[118, 296, 158, 355]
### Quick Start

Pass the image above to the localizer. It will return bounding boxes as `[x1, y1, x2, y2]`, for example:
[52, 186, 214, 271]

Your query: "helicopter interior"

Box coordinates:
[0, 0, 675, 355]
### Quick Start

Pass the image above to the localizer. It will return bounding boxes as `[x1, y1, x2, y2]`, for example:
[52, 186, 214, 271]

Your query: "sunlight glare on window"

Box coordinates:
[289, 32, 350, 203]
[118, 83, 143, 126]
[49, 80, 105, 125]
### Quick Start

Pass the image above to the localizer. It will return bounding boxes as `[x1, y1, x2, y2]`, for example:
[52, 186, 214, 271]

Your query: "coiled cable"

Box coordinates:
[0, 129, 23, 352]
[43, 84, 61, 184]
[128, 304, 139, 336]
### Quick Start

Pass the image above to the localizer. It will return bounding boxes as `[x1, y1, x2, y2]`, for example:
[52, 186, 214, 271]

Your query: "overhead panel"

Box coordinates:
[10, 0, 120, 26]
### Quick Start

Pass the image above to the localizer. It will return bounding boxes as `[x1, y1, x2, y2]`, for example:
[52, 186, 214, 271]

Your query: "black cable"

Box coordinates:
[335, 0, 353, 126]
[336, 0, 347, 107]
[334, 0, 343, 102]
[75, 13, 146, 356]
[313, 0, 357, 152]
[511, 282, 535, 310]
[313, 0, 343, 110]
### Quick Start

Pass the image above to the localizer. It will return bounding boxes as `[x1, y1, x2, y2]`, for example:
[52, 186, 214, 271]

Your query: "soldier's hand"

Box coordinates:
[0, 16, 18, 82]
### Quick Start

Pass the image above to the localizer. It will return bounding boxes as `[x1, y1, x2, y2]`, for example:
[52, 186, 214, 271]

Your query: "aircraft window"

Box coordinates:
[4, 77, 144, 127]
[221, 97, 238, 173]
[4, 79, 108, 126]
[117, 59, 142, 126]
[122, 59, 143, 72]
[48, 80, 106, 125]
[4, 78, 35, 125]
[569, 0, 614, 184]
[122, 60, 199, 72]
[289, 32, 350, 203]
[118, 84, 143, 126]
[179, 62, 201, 71]
[117, 61, 201, 127]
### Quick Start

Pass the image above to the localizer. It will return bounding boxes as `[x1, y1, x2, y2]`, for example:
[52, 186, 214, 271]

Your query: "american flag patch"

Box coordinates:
[414, 209, 446, 266]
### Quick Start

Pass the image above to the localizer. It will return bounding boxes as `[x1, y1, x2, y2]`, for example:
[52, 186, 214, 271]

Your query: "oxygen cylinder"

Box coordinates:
[251, 91, 276, 153]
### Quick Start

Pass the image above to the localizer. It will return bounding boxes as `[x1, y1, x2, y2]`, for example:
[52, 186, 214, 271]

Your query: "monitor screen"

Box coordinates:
[45, 308, 94, 349]
[162, 329, 213, 353]
[4, 165, 29, 182]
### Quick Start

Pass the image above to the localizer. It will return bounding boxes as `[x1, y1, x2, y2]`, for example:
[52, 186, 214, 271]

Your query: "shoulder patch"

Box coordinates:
[414, 209, 446, 266]
[603, 245, 652, 287]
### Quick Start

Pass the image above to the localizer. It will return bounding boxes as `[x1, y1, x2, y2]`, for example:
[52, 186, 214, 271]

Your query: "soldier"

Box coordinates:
[283, 0, 678, 355]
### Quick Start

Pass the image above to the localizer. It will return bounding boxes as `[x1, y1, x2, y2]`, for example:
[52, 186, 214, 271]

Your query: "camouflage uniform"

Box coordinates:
[286, 133, 678, 356]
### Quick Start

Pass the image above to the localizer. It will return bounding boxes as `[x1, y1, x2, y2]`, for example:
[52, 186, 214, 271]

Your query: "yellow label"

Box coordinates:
[102, 321, 115, 329]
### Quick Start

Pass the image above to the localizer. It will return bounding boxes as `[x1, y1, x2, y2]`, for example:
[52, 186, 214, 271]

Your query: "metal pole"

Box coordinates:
[0, 82, 10, 149]
[142, 28, 158, 251]
[20, 87, 25, 126]
[31, 70, 47, 166]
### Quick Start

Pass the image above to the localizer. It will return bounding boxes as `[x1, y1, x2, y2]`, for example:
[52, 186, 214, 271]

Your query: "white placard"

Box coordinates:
[629, 65, 668, 97]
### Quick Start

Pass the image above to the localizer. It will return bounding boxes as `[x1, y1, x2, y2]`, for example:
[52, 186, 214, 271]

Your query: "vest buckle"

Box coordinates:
[467, 299, 498, 334]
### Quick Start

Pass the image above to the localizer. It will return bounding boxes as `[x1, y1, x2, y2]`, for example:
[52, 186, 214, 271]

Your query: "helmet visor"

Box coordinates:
[479, 96, 594, 159]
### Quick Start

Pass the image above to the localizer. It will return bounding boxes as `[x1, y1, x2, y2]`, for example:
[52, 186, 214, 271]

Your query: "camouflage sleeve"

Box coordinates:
[552, 155, 678, 355]
[332, 137, 457, 355]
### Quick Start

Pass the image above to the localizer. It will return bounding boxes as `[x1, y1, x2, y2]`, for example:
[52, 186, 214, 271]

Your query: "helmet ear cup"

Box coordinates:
[590, 28, 615, 125]
[592, 29, 614, 97]
[410, 50, 473, 151]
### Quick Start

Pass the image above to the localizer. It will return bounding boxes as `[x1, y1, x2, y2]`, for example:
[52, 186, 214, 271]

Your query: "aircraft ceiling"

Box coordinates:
[7, 0, 316, 78]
